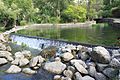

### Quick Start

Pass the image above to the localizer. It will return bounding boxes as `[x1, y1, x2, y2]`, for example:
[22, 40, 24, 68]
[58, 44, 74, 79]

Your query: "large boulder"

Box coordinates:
[22, 68, 37, 74]
[91, 46, 111, 64]
[0, 58, 8, 65]
[6, 65, 21, 73]
[62, 52, 74, 61]
[29, 56, 45, 67]
[44, 61, 66, 74]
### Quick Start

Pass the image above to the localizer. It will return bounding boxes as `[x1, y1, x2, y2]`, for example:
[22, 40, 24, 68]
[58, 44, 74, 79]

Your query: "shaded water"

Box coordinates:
[17, 24, 120, 47]
[0, 43, 55, 80]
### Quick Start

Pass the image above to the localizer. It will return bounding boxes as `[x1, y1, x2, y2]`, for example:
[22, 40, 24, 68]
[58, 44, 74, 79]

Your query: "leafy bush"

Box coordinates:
[62, 5, 86, 23]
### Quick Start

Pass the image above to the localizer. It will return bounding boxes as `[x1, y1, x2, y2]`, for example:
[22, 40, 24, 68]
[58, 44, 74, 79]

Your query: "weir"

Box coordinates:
[10, 33, 119, 50]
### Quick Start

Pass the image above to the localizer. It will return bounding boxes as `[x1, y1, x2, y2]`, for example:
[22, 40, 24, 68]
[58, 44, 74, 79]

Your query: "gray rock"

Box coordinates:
[29, 56, 45, 67]
[6, 46, 12, 51]
[78, 52, 89, 61]
[63, 70, 73, 78]
[33, 66, 39, 70]
[91, 46, 111, 64]
[112, 54, 120, 60]
[0, 51, 13, 61]
[22, 68, 37, 74]
[11, 58, 19, 65]
[55, 57, 61, 62]
[12, 58, 29, 66]
[71, 59, 87, 68]
[61, 77, 71, 80]
[15, 52, 24, 59]
[6, 65, 21, 73]
[74, 72, 82, 80]
[86, 62, 96, 67]
[21, 50, 31, 58]
[112, 50, 119, 55]
[109, 58, 120, 69]
[62, 52, 74, 61]
[103, 68, 119, 79]
[19, 58, 29, 66]
[67, 66, 76, 73]
[96, 63, 108, 72]
[44, 61, 66, 74]
[0, 58, 8, 65]
[61, 47, 72, 53]
[54, 75, 61, 80]
[74, 62, 88, 74]
[76, 45, 83, 51]
[88, 66, 97, 77]
[0, 43, 6, 51]
[82, 76, 95, 80]
[95, 73, 107, 80]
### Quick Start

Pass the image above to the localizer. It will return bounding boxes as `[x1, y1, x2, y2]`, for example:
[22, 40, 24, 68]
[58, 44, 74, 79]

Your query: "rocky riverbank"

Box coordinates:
[0, 34, 120, 80]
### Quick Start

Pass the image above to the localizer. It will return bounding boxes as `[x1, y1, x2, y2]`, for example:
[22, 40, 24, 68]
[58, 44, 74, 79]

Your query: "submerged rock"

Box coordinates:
[6, 65, 21, 73]
[44, 61, 66, 74]
[91, 46, 111, 64]
[22, 68, 37, 74]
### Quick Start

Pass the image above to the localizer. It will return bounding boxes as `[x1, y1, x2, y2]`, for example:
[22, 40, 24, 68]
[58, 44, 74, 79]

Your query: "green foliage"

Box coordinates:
[0, 0, 38, 29]
[102, 0, 120, 18]
[20, 20, 27, 26]
[62, 5, 86, 22]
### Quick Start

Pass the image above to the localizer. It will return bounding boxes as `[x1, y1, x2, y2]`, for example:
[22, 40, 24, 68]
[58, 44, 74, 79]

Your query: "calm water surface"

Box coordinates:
[17, 24, 120, 46]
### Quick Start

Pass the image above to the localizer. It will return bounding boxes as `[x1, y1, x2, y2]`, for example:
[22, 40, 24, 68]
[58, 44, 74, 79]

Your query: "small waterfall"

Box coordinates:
[10, 34, 70, 50]
[10, 34, 119, 50]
